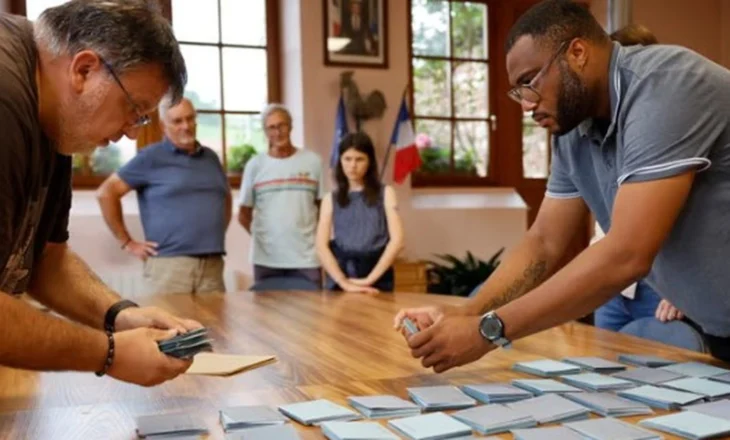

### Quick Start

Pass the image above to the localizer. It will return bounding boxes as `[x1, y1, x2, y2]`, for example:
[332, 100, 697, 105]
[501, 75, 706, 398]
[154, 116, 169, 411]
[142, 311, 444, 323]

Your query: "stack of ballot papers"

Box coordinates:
[135, 412, 209, 438]
[511, 378, 583, 395]
[461, 383, 534, 403]
[639, 411, 730, 440]
[451, 404, 536, 435]
[562, 356, 627, 373]
[512, 359, 582, 377]
[346, 395, 421, 419]
[224, 424, 300, 440]
[683, 400, 730, 421]
[710, 372, 730, 384]
[617, 385, 705, 409]
[660, 361, 730, 378]
[387, 412, 473, 440]
[406, 386, 477, 411]
[618, 354, 676, 367]
[218, 405, 288, 432]
[565, 418, 661, 440]
[511, 426, 585, 440]
[277, 400, 360, 426]
[662, 377, 730, 400]
[561, 372, 635, 391]
[321, 421, 400, 440]
[505, 394, 590, 424]
[563, 392, 654, 417]
[157, 327, 213, 359]
[612, 366, 685, 385]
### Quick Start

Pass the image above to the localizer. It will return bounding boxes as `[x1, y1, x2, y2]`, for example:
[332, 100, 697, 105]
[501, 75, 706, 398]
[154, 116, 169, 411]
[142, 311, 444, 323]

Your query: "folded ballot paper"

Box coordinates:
[565, 418, 661, 440]
[612, 366, 685, 385]
[512, 359, 582, 377]
[158, 327, 213, 359]
[347, 395, 421, 419]
[406, 386, 477, 411]
[218, 405, 289, 432]
[563, 391, 653, 417]
[460, 383, 534, 404]
[451, 404, 536, 435]
[505, 394, 590, 424]
[321, 421, 400, 440]
[662, 377, 730, 400]
[561, 372, 635, 391]
[387, 412, 473, 440]
[511, 426, 585, 440]
[277, 400, 361, 426]
[639, 411, 730, 440]
[617, 385, 705, 410]
[224, 424, 301, 440]
[710, 372, 730, 384]
[135, 412, 209, 438]
[511, 378, 583, 396]
[618, 354, 677, 367]
[683, 399, 730, 421]
[562, 356, 627, 373]
[660, 361, 730, 378]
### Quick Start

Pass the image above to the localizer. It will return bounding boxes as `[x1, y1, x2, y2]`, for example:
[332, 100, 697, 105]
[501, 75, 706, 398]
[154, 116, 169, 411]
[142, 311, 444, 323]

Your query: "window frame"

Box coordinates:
[13, 0, 280, 189]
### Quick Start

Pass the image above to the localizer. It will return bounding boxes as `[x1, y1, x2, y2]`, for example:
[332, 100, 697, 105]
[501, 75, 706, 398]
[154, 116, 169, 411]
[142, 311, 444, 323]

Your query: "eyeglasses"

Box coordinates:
[507, 41, 569, 105]
[99, 56, 151, 127]
[265, 122, 290, 134]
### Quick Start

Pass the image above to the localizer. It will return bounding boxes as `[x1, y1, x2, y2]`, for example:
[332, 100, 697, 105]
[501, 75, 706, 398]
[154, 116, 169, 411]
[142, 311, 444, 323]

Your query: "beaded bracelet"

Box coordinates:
[95, 330, 115, 377]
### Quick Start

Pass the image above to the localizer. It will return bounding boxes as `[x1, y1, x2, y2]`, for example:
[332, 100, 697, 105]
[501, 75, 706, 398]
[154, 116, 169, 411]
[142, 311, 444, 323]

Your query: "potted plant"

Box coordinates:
[426, 248, 504, 297]
[227, 144, 258, 176]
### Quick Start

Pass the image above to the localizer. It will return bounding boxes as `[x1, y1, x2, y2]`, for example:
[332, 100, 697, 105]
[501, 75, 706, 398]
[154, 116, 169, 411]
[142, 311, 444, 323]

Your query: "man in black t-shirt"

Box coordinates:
[0, 1, 199, 386]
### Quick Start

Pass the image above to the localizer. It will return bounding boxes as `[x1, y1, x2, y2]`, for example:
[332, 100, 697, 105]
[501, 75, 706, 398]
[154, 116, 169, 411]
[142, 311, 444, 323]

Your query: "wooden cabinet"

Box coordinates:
[394, 259, 428, 293]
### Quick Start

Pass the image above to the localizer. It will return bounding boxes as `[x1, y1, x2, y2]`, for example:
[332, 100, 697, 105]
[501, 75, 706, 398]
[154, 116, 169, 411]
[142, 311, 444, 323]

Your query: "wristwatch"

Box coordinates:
[479, 311, 511, 348]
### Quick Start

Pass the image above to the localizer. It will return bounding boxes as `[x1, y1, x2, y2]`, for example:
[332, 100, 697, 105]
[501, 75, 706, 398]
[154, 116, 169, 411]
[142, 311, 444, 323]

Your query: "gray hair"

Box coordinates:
[158, 96, 193, 121]
[34, 0, 187, 104]
[261, 103, 292, 128]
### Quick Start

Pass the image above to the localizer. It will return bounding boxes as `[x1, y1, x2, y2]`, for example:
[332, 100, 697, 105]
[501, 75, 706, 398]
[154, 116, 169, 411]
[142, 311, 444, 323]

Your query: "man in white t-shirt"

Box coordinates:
[238, 104, 325, 288]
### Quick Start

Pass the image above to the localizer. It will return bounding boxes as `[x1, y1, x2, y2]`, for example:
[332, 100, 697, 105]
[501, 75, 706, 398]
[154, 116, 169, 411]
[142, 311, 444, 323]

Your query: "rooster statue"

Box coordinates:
[340, 70, 387, 129]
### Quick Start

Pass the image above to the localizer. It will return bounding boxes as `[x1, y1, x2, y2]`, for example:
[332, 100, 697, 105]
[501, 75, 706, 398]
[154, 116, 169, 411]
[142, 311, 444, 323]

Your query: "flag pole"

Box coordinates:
[380, 84, 409, 182]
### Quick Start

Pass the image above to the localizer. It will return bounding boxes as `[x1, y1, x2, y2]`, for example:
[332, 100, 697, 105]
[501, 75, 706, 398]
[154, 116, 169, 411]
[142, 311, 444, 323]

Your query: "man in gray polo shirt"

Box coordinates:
[397, 0, 730, 369]
[98, 97, 232, 294]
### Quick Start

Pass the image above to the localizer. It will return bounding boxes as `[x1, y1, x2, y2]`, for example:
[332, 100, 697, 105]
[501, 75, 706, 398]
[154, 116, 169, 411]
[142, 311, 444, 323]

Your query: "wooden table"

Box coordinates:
[0, 291, 724, 439]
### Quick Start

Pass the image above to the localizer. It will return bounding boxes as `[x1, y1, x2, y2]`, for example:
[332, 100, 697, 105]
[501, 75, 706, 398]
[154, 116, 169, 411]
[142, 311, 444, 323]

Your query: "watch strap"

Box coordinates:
[103, 299, 139, 332]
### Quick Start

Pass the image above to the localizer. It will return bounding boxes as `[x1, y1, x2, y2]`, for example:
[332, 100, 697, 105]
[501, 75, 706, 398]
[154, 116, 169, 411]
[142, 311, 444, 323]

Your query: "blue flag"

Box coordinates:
[330, 95, 349, 168]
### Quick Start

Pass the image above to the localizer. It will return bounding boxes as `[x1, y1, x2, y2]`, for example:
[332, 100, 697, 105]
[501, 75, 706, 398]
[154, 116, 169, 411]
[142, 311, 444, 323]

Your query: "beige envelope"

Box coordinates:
[185, 353, 276, 376]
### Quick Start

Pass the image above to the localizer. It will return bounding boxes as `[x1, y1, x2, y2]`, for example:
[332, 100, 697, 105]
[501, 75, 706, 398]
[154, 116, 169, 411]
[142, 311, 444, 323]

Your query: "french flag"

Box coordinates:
[390, 97, 421, 184]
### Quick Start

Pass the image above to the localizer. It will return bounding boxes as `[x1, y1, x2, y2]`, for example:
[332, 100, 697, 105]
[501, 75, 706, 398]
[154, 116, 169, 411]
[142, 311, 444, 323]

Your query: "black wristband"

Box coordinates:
[104, 299, 139, 332]
[95, 330, 115, 377]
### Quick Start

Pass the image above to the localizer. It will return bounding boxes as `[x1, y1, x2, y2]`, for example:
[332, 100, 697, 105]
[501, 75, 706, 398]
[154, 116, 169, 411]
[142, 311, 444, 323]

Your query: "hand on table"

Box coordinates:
[340, 280, 379, 294]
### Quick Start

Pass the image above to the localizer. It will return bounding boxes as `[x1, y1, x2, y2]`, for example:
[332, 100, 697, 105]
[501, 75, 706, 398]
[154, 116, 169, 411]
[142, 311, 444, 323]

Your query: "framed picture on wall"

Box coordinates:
[323, 0, 388, 68]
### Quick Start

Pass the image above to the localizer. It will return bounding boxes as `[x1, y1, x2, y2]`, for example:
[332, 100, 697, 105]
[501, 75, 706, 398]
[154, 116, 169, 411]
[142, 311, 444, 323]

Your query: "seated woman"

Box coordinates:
[316, 132, 404, 292]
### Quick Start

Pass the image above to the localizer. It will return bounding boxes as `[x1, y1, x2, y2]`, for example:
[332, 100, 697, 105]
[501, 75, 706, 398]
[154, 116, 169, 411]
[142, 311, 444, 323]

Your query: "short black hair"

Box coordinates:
[506, 0, 608, 53]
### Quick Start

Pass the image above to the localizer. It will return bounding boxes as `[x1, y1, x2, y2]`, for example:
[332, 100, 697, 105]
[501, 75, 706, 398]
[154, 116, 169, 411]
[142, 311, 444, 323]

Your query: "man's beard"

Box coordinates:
[553, 60, 592, 136]
[55, 92, 103, 155]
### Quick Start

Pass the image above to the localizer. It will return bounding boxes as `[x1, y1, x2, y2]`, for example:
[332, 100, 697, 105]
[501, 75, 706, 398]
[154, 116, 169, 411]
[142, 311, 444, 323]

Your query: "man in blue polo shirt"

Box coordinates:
[396, 0, 730, 369]
[97, 98, 231, 294]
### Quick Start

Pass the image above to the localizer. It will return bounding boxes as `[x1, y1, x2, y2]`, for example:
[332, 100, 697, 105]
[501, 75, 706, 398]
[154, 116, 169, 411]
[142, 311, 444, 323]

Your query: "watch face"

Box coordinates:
[483, 317, 502, 338]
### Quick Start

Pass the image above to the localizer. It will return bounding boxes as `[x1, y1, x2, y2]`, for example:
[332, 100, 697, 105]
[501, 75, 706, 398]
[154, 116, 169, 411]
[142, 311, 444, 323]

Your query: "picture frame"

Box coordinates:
[323, 0, 388, 68]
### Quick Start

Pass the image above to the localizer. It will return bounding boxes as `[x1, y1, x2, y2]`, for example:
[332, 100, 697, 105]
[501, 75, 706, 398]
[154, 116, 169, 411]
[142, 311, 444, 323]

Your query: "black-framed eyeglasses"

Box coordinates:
[99, 57, 151, 128]
[507, 41, 569, 105]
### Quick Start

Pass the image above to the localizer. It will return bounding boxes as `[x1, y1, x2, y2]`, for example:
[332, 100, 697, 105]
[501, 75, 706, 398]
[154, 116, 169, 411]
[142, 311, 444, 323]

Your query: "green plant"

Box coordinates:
[227, 144, 258, 173]
[426, 248, 504, 296]
[418, 147, 450, 173]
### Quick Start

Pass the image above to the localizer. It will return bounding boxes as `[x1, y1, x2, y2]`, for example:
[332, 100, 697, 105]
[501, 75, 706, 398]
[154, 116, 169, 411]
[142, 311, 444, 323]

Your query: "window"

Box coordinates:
[410, 0, 493, 181]
[171, 0, 279, 183]
[522, 112, 550, 178]
[20, 0, 279, 187]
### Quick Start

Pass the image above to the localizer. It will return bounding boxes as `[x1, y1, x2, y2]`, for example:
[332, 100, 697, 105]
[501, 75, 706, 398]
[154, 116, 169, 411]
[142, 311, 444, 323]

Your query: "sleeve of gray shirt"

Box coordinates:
[239, 156, 257, 207]
[546, 135, 582, 199]
[618, 70, 723, 185]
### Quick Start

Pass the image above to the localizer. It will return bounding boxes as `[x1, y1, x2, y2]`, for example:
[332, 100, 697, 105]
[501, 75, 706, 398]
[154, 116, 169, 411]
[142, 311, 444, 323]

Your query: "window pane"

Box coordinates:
[225, 115, 266, 175]
[221, 0, 266, 46]
[411, 0, 449, 57]
[415, 119, 451, 174]
[181, 45, 221, 110]
[222, 48, 268, 112]
[413, 58, 451, 117]
[451, 2, 488, 59]
[172, 0, 219, 43]
[91, 136, 136, 176]
[453, 62, 488, 118]
[26, 0, 64, 21]
[522, 113, 550, 178]
[455, 121, 489, 177]
[196, 113, 223, 161]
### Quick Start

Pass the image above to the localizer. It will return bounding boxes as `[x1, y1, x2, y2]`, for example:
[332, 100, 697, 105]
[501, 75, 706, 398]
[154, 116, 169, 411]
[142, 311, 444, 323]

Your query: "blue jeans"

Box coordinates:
[594, 280, 663, 332]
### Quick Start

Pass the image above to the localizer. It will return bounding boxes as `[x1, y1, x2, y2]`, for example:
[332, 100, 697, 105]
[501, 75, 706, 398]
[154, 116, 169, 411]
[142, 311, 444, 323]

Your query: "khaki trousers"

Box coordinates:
[144, 255, 225, 294]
